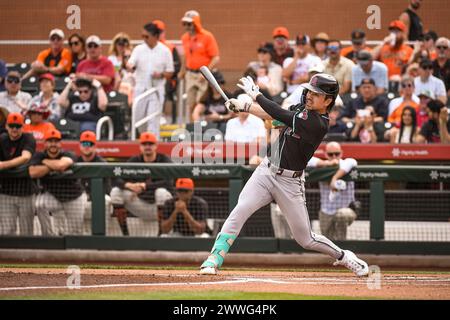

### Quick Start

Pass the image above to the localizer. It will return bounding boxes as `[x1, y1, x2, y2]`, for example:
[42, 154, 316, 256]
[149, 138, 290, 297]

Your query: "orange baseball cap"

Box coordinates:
[272, 26, 289, 39]
[80, 131, 96, 144]
[153, 19, 165, 31]
[44, 129, 62, 141]
[176, 178, 194, 190]
[389, 20, 406, 32]
[6, 112, 24, 125]
[139, 132, 157, 144]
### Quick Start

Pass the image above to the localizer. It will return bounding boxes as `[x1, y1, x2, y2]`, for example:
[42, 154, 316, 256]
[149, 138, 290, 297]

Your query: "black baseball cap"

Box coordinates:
[351, 29, 366, 44]
[257, 42, 274, 54]
[356, 50, 372, 62]
[359, 78, 376, 86]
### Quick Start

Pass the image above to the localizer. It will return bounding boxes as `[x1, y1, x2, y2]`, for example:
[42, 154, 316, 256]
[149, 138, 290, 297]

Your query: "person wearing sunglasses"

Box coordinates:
[108, 33, 132, 73]
[414, 59, 447, 105]
[0, 112, 36, 235]
[0, 71, 32, 114]
[23, 29, 72, 80]
[110, 132, 173, 236]
[432, 37, 450, 97]
[29, 129, 85, 236]
[387, 75, 420, 127]
[76, 35, 115, 93]
[323, 40, 355, 95]
[68, 33, 86, 74]
[160, 178, 209, 237]
[307, 142, 358, 241]
[58, 76, 108, 133]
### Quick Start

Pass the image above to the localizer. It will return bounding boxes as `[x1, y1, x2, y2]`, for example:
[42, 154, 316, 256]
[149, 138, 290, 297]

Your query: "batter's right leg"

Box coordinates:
[200, 165, 274, 274]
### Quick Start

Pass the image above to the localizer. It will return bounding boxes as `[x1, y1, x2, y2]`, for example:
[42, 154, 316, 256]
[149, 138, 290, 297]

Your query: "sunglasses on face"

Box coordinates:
[401, 83, 413, 88]
[69, 41, 80, 46]
[176, 189, 191, 193]
[8, 124, 22, 129]
[87, 43, 99, 49]
[437, 46, 449, 50]
[327, 45, 340, 51]
[116, 38, 129, 45]
[182, 22, 193, 27]
[6, 77, 20, 84]
[422, 66, 433, 70]
[81, 141, 95, 147]
[141, 34, 150, 39]
[141, 142, 155, 146]
[50, 36, 62, 42]
[78, 89, 91, 94]
[327, 152, 341, 157]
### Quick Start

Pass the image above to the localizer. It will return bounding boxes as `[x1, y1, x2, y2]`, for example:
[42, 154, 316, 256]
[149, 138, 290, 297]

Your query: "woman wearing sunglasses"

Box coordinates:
[68, 33, 86, 74]
[387, 75, 419, 127]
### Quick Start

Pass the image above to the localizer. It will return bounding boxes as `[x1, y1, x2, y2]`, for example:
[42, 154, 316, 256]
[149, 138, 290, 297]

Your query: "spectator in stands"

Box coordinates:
[432, 37, 450, 96]
[282, 34, 322, 94]
[406, 62, 420, 78]
[399, 0, 424, 41]
[68, 33, 86, 74]
[388, 106, 420, 143]
[372, 20, 413, 81]
[0, 71, 32, 114]
[388, 75, 420, 127]
[110, 132, 173, 236]
[408, 31, 438, 64]
[341, 78, 389, 123]
[178, 10, 220, 114]
[0, 59, 7, 92]
[58, 77, 108, 132]
[323, 40, 355, 95]
[271, 26, 294, 66]
[351, 50, 388, 94]
[127, 23, 174, 133]
[417, 90, 434, 127]
[416, 99, 450, 143]
[0, 113, 36, 235]
[225, 95, 266, 143]
[23, 103, 56, 141]
[248, 43, 284, 97]
[328, 105, 348, 135]
[0, 107, 8, 134]
[76, 35, 115, 92]
[23, 29, 72, 79]
[29, 129, 85, 236]
[28, 73, 61, 121]
[311, 32, 330, 60]
[349, 106, 386, 143]
[341, 29, 371, 63]
[117, 47, 135, 105]
[153, 19, 182, 124]
[192, 71, 233, 133]
[307, 142, 358, 241]
[414, 59, 447, 105]
[160, 178, 208, 237]
[76, 131, 114, 235]
[108, 33, 132, 73]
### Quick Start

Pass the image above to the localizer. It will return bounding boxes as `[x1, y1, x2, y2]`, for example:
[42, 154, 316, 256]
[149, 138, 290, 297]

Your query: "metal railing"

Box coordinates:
[96, 116, 114, 140]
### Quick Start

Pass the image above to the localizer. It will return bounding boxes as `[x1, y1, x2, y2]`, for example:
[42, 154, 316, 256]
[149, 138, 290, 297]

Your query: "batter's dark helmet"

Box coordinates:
[301, 73, 339, 111]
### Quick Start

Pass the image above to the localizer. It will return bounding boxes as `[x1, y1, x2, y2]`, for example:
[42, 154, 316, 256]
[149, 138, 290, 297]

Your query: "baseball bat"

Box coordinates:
[199, 66, 229, 102]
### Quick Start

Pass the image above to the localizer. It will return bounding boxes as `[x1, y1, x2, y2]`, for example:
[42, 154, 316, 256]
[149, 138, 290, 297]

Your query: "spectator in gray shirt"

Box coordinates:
[0, 71, 32, 114]
[352, 50, 388, 95]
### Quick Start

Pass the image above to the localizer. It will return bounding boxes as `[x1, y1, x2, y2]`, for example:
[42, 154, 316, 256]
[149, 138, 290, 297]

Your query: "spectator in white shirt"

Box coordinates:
[0, 71, 32, 114]
[414, 59, 447, 105]
[352, 50, 388, 95]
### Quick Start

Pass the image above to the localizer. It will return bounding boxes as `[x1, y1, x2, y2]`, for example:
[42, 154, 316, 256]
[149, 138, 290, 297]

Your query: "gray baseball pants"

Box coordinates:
[0, 194, 35, 235]
[221, 157, 343, 259]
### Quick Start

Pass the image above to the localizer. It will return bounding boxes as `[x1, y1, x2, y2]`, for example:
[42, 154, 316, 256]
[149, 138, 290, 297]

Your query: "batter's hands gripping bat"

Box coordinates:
[199, 66, 229, 102]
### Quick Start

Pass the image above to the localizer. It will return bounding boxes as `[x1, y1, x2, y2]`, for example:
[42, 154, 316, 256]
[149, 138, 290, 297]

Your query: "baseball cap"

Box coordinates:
[153, 19, 166, 31]
[356, 50, 373, 64]
[351, 29, 366, 44]
[44, 129, 62, 141]
[427, 99, 445, 113]
[418, 89, 435, 100]
[181, 10, 199, 23]
[7, 112, 24, 125]
[27, 103, 51, 119]
[257, 42, 274, 54]
[139, 132, 157, 144]
[296, 34, 310, 45]
[359, 78, 376, 87]
[80, 131, 97, 144]
[39, 73, 55, 84]
[49, 28, 65, 39]
[176, 178, 194, 190]
[389, 20, 406, 32]
[308, 63, 325, 74]
[86, 35, 101, 46]
[272, 26, 289, 39]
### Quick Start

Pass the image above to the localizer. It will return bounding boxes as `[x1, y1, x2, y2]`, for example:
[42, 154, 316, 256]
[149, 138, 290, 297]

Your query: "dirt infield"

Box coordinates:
[1, 267, 450, 300]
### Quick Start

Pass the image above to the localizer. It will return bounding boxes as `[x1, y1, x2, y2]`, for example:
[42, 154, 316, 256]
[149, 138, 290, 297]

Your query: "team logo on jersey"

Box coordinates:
[297, 109, 308, 120]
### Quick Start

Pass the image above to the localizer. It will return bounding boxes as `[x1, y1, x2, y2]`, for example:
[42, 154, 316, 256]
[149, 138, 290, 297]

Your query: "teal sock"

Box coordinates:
[201, 233, 237, 269]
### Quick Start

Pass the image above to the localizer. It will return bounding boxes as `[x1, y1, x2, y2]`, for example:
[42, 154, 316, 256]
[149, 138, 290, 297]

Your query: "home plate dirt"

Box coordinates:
[0, 268, 449, 299]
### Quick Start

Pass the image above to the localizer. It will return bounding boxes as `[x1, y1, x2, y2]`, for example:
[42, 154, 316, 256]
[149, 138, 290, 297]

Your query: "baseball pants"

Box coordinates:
[0, 194, 35, 235]
[221, 158, 343, 259]
[35, 192, 86, 236]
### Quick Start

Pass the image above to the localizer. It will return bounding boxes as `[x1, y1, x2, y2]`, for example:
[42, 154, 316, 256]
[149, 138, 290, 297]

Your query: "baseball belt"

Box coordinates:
[264, 158, 303, 178]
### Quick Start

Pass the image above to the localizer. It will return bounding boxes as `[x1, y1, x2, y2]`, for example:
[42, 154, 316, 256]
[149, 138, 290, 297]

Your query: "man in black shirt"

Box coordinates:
[29, 129, 85, 235]
[161, 178, 208, 237]
[0, 113, 36, 235]
[110, 132, 173, 236]
[416, 99, 450, 143]
[399, 0, 424, 41]
[199, 74, 369, 277]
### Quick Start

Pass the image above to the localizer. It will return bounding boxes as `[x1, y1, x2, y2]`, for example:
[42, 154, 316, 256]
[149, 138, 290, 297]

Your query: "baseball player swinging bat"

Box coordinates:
[199, 66, 229, 102]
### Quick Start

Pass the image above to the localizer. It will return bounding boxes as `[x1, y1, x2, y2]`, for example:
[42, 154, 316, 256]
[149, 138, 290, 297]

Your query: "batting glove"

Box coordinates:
[237, 76, 262, 101]
[225, 98, 251, 113]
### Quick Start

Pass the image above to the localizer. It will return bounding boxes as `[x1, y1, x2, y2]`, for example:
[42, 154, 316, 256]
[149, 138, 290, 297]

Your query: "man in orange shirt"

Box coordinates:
[372, 20, 413, 81]
[23, 29, 72, 79]
[23, 103, 56, 141]
[177, 10, 220, 115]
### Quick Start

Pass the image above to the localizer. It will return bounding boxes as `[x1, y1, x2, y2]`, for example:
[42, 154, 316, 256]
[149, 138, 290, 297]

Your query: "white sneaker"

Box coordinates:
[199, 266, 217, 275]
[333, 250, 369, 277]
